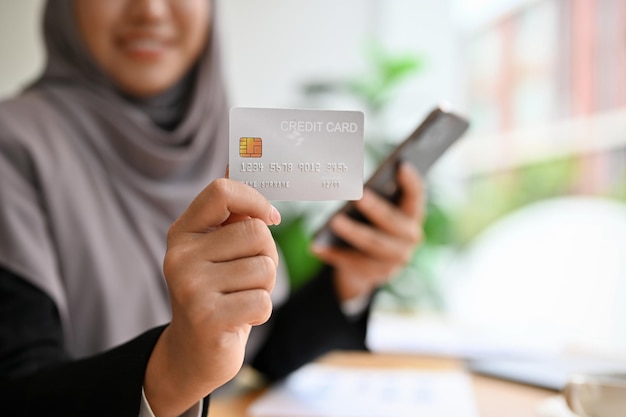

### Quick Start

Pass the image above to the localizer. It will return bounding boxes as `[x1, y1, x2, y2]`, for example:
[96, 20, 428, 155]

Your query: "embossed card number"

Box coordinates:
[229, 107, 364, 201]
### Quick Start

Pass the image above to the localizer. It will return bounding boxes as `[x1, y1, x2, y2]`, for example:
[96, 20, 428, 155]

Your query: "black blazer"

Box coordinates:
[0, 267, 369, 416]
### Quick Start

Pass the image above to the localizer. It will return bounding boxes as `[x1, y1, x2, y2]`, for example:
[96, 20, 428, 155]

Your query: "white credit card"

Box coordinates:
[229, 107, 364, 201]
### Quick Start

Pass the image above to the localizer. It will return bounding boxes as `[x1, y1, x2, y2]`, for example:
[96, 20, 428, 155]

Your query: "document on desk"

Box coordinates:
[248, 364, 479, 417]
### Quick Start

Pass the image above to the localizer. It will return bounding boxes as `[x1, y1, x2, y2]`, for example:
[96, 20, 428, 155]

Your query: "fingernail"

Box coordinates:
[270, 205, 282, 225]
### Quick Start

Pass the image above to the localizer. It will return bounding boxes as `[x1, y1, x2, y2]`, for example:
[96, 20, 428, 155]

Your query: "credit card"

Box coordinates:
[229, 107, 364, 201]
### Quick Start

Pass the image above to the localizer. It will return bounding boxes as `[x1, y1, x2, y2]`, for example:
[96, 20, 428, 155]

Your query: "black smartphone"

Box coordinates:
[313, 105, 470, 247]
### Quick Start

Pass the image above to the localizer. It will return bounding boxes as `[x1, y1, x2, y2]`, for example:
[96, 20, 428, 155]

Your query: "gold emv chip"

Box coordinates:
[239, 137, 263, 158]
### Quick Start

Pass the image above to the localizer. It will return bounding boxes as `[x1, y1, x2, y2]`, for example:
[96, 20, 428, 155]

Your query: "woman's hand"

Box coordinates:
[144, 178, 281, 417]
[313, 162, 425, 302]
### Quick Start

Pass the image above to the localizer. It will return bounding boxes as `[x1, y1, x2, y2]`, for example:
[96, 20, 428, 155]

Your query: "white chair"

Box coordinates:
[446, 196, 626, 355]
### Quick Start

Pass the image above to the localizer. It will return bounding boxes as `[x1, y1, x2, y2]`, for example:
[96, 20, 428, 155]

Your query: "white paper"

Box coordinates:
[366, 311, 564, 359]
[248, 364, 479, 417]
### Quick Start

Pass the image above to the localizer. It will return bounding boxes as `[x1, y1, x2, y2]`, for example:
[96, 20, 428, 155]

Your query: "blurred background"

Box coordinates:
[2, 0, 625, 361]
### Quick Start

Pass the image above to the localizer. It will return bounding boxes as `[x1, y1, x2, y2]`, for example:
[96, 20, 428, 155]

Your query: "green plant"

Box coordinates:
[302, 39, 426, 116]
[271, 215, 323, 290]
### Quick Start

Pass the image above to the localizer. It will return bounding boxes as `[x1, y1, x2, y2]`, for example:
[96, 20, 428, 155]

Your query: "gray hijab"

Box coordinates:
[0, 0, 286, 358]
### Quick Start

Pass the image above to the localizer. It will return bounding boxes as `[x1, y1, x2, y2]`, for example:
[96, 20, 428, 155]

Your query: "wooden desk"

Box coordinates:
[209, 351, 557, 417]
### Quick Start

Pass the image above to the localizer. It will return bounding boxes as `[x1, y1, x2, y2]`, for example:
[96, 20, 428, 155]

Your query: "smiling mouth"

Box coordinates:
[118, 35, 175, 60]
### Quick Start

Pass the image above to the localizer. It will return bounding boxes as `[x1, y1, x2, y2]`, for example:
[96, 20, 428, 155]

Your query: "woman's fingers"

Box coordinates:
[214, 290, 274, 327]
[313, 162, 426, 301]
[396, 162, 426, 221]
[328, 213, 416, 264]
[198, 218, 279, 264]
[163, 177, 281, 324]
[331, 162, 424, 257]
[169, 178, 280, 238]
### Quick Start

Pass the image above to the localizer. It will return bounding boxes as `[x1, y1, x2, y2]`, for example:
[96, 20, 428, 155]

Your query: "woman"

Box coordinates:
[0, 1, 424, 416]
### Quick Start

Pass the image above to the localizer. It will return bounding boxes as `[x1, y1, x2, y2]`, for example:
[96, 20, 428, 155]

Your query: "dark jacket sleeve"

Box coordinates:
[250, 266, 372, 382]
[0, 268, 209, 417]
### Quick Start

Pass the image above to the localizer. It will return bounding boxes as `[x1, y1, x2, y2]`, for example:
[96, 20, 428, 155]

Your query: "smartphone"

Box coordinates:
[313, 105, 470, 247]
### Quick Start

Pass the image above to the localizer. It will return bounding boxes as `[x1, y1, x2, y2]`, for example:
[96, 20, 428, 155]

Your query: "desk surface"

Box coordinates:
[209, 351, 557, 417]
